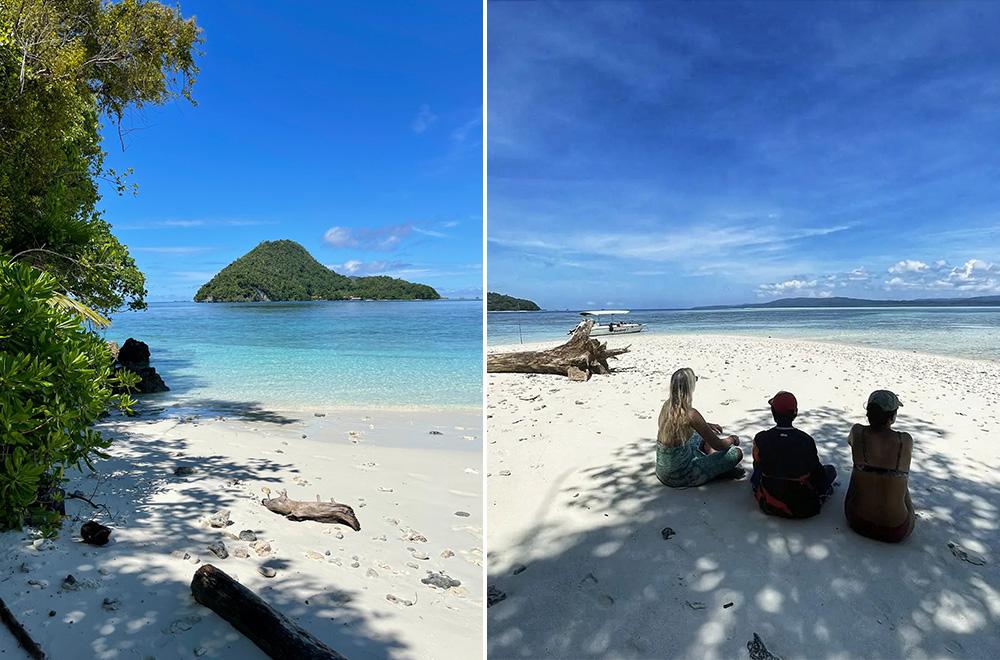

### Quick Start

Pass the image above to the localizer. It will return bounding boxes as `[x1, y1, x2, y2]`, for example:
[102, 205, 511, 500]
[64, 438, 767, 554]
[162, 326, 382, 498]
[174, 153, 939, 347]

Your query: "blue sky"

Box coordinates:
[100, 1, 482, 303]
[487, 1, 1000, 309]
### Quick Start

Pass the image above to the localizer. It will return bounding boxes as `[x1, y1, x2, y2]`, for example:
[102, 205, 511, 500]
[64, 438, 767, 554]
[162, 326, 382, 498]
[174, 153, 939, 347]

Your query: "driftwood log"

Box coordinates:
[191, 564, 345, 660]
[487, 319, 630, 381]
[0, 596, 45, 659]
[262, 490, 361, 531]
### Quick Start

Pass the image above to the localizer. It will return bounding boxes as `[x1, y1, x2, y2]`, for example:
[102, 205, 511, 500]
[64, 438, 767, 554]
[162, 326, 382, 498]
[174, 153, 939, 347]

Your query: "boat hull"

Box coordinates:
[588, 323, 645, 336]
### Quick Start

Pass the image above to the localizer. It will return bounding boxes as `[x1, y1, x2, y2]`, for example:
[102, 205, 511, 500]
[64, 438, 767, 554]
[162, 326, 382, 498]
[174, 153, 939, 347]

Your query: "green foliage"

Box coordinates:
[0, 0, 202, 314]
[0, 258, 136, 531]
[195, 240, 441, 302]
[487, 292, 540, 311]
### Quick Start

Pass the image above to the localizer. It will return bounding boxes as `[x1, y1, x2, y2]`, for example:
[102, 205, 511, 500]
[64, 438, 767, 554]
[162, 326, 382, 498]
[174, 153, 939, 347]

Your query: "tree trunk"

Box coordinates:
[262, 490, 361, 531]
[190, 564, 346, 660]
[486, 320, 630, 381]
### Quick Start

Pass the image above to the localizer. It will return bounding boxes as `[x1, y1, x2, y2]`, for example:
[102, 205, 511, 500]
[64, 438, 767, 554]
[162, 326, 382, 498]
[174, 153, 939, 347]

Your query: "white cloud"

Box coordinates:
[327, 260, 412, 277]
[888, 259, 929, 274]
[412, 104, 437, 134]
[755, 278, 821, 297]
[322, 224, 413, 251]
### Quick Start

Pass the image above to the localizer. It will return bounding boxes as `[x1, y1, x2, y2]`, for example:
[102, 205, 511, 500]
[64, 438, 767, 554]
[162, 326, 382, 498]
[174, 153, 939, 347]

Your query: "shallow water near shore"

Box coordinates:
[488, 306, 1000, 362]
[104, 299, 482, 409]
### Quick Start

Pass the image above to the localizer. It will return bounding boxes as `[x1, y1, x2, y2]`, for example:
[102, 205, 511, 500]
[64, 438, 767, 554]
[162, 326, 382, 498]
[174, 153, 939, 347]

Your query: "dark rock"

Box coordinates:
[117, 338, 150, 369]
[207, 541, 228, 559]
[238, 530, 257, 542]
[174, 466, 197, 477]
[454, 510, 470, 517]
[129, 366, 169, 394]
[487, 585, 507, 607]
[81, 521, 112, 546]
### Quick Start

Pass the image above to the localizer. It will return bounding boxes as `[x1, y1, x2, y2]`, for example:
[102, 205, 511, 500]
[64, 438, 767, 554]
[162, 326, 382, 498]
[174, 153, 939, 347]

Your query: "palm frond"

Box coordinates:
[48, 292, 110, 328]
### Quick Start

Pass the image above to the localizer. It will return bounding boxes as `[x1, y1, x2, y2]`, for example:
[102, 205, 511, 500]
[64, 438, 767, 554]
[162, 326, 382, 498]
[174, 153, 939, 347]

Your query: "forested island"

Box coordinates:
[487, 292, 541, 311]
[695, 295, 1000, 310]
[194, 240, 440, 302]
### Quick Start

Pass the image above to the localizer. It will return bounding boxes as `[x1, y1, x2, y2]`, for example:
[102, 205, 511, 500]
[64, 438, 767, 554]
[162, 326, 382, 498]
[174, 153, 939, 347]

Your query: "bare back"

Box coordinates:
[845, 424, 914, 527]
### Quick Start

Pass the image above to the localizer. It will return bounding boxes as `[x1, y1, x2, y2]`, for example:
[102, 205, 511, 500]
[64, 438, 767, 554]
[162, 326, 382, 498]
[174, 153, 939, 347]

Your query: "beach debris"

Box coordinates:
[81, 521, 112, 546]
[174, 465, 197, 477]
[27, 579, 48, 589]
[239, 530, 257, 542]
[195, 647, 208, 657]
[403, 530, 427, 543]
[948, 541, 987, 566]
[422, 571, 461, 589]
[661, 527, 676, 540]
[234, 546, 250, 559]
[512, 563, 527, 576]
[60, 575, 80, 591]
[101, 598, 121, 612]
[191, 565, 346, 658]
[386, 593, 415, 606]
[428, 430, 443, 435]
[305, 550, 324, 561]
[262, 489, 361, 530]
[31, 538, 54, 552]
[686, 601, 707, 610]
[486, 319, 631, 381]
[0, 595, 47, 659]
[208, 541, 229, 559]
[454, 510, 471, 517]
[487, 586, 507, 607]
[441, 549, 455, 559]
[366, 568, 379, 578]
[724, 601, 735, 609]
[411, 550, 430, 560]
[499, 470, 512, 476]
[314, 412, 326, 417]
[258, 566, 277, 578]
[253, 540, 272, 556]
[206, 509, 233, 528]
[747, 632, 782, 660]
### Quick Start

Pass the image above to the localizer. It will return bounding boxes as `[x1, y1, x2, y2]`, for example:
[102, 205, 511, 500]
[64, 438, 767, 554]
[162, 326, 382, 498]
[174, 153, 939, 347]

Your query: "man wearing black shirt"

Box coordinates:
[751, 391, 837, 518]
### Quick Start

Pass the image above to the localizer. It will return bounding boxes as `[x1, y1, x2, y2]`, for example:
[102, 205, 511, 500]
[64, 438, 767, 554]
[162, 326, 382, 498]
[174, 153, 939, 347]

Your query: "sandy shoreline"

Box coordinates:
[0, 405, 482, 659]
[487, 333, 1000, 659]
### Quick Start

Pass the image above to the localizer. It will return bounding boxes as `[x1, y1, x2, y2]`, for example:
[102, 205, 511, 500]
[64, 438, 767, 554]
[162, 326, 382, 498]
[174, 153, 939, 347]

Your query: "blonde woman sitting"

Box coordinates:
[656, 367, 744, 487]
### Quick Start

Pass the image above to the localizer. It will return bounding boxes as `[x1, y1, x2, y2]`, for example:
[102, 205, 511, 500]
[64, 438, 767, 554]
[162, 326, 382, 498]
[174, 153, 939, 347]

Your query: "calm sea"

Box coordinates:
[104, 300, 482, 410]
[487, 307, 1000, 362]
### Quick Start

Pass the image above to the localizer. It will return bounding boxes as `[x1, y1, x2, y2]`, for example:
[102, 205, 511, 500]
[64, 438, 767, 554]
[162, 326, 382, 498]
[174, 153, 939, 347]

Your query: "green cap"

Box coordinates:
[867, 390, 903, 412]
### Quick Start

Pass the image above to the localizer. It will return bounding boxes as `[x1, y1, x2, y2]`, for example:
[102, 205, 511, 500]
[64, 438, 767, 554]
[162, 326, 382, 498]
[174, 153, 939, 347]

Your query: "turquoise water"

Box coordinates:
[104, 300, 482, 409]
[488, 307, 1000, 362]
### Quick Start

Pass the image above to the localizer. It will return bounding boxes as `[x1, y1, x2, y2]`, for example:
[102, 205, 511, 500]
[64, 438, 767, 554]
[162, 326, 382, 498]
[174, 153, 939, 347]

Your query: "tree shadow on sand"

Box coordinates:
[0, 416, 406, 659]
[133, 398, 302, 426]
[488, 406, 1000, 659]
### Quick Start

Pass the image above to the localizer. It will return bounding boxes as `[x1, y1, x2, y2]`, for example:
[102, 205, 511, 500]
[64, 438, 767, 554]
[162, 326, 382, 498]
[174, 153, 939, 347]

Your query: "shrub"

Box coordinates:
[0, 258, 135, 531]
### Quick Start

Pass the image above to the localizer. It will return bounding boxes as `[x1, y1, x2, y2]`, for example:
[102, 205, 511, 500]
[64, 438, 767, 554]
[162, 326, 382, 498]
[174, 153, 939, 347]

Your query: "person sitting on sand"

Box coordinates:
[655, 367, 744, 487]
[845, 390, 915, 543]
[750, 391, 837, 518]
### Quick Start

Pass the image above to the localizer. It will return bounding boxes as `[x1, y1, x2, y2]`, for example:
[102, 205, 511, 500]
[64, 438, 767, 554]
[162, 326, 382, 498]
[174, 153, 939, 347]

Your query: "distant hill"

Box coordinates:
[695, 295, 1000, 310]
[194, 240, 440, 302]
[487, 292, 541, 311]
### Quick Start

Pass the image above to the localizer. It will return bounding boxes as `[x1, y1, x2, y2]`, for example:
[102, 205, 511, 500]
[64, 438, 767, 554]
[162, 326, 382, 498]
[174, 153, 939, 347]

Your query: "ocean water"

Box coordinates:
[487, 307, 1000, 362]
[103, 300, 482, 410]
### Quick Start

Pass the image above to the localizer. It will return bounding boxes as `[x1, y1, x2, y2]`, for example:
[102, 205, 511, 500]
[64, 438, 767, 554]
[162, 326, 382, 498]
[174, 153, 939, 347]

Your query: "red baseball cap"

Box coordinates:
[768, 391, 798, 415]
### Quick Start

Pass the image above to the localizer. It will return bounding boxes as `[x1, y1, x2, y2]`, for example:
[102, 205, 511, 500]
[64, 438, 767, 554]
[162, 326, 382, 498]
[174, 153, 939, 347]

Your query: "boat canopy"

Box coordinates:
[580, 310, 630, 316]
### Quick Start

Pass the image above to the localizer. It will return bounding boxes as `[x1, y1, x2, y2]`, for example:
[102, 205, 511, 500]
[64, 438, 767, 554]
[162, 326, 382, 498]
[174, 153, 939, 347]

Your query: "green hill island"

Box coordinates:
[487, 292, 541, 311]
[195, 240, 440, 302]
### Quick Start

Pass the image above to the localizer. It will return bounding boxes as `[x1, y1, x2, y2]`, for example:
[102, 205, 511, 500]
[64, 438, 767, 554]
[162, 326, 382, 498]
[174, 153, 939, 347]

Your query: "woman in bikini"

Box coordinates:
[844, 390, 915, 543]
[655, 367, 744, 487]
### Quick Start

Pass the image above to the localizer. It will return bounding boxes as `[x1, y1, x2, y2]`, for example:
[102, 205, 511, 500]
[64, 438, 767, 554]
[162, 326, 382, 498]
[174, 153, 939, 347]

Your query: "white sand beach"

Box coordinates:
[486, 334, 1000, 659]
[0, 404, 482, 659]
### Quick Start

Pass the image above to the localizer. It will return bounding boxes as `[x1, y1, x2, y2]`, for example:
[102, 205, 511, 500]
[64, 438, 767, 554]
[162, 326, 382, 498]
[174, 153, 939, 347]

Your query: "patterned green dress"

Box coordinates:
[656, 432, 742, 487]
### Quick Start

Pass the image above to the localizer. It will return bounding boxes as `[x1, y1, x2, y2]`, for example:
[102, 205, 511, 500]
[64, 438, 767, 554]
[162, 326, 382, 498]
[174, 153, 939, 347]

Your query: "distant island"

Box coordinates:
[694, 295, 1000, 310]
[195, 240, 440, 302]
[487, 292, 541, 311]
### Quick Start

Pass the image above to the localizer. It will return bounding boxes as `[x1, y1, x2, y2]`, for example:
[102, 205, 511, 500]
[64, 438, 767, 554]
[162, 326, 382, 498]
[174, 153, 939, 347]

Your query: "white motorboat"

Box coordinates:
[574, 309, 646, 336]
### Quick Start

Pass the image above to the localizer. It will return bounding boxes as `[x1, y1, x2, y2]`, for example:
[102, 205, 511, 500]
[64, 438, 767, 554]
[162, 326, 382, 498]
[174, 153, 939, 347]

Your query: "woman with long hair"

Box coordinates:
[844, 390, 915, 543]
[656, 367, 744, 487]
